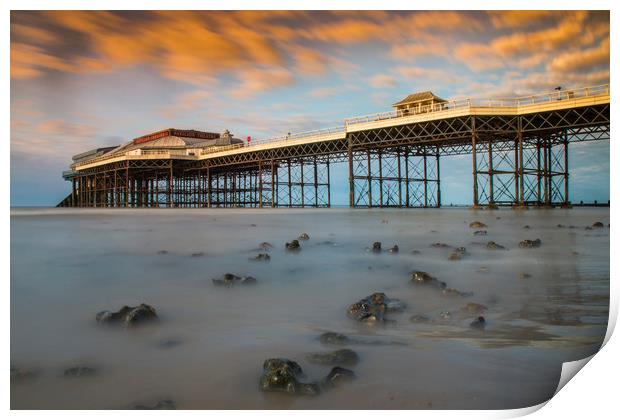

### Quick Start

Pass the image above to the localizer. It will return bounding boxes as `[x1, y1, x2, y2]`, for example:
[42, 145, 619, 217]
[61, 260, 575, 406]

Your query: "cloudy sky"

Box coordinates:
[10, 10, 610, 206]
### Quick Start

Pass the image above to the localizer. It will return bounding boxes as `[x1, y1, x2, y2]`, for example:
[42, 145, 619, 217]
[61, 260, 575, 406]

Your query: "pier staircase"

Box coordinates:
[56, 193, 73, 207]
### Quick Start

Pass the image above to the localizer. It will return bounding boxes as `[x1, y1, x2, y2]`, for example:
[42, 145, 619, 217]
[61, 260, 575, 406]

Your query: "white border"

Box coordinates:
[4, 2, 617, 419]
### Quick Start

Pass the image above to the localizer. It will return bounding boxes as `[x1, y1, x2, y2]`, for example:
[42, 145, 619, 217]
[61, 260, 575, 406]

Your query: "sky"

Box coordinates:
[10, 10, 610, 206]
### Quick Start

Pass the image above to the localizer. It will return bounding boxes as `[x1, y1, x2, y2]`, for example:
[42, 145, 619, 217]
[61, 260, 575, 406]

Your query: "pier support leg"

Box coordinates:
[472, 118, 479, 208]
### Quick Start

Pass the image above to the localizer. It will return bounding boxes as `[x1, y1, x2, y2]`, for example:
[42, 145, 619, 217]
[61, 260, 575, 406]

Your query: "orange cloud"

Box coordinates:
[37, 120, 97, 138]
[487, 10, 556, 29]
[11, 42, 74, 79]
[455, 11, 608, 72]
[390, 40, 449, 61]
[369, 74, 397, 89]
[229, 67, 295, 99]
[548, 38, 610, 73]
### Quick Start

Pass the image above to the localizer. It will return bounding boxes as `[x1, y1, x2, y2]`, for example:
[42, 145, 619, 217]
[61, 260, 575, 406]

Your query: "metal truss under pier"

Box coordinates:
[59, 85, 610, 209]
[61, 157, 334, 208]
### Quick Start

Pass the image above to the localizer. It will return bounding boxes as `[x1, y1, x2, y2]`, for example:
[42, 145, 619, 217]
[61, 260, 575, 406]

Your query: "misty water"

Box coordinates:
[10, 207, 609, 409]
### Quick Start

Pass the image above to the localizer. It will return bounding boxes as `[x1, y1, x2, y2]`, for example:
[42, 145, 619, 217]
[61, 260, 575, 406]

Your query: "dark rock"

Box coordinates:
[321, 366, 356, 389]
[470, 316, 486, 329]
[306, 349, 359, 366]
[519, 238, 542, 248]
[469, 221, 487, 228]
[372, 242, 381, 253]
[64, 366, 97, 377]
[96, 304, 158, 327]
[319, 332, 352, 346]
[473, 230, 487, 236]
[449, 246, 467, 261]
[410, 271, 447, 290]
[486, 241, 506, 250]
[438, 311, 452, 321]
[285, 240, 301, 251]
[592, 222, 605, 228]
[259, 358, 320, 396]
[347, 292, 406, 323]
[441, 287, 473, 298]
[523, 225, 531, 229]
[249, 253, 271, 262]
[410, 314, 431, 323]
[212, 273, 257, 287]
[10, 365, 37, 382]
[298, 233, 310, 240]
[133, 400, 176, 410]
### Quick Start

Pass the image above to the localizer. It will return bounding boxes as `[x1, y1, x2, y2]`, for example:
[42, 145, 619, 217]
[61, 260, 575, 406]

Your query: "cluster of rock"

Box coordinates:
[367, 242, 398, 253]
[96, 304, 158, 328]
[347, 292, 406, 323]
[212, 273, 257, 287]
[518, 239, 542, 248]
[259, 358, 355, 396]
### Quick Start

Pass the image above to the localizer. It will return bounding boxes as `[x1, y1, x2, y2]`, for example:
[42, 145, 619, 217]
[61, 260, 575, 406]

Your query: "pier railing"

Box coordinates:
[71, 84, 609, 169]
[344, 84, 610, 126]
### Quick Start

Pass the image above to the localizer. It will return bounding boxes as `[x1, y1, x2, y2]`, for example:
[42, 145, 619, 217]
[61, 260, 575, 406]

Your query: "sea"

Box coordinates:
[10, 207, 610, 409]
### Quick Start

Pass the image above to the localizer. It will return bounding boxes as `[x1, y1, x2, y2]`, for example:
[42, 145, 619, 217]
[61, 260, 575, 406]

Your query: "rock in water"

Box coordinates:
[306, 349, 359, 366]
[259, 358, 320, 396]
[212, 273, 257, 287]
[449, 247, 467, 261]
[410, 271, 447, 290]
[96, 303, 158, 328]
[11, 365, 38, 382]
[372, 242, 382, 253]
[518, 238, 542, 248]
[319, 332, 352, 345]
[441, 287, 473, 298]
[347, 292, 406, 323]
[592, 222, 605, 228]
[249, 253, 270, 261]
[469, 221, 487, 228]
[321, 366, 356, 389]
[470, 316, 486, 329]
[486, 241, 506, 250]
[410, 314, 431, 323]
[285, 239, 301, 251]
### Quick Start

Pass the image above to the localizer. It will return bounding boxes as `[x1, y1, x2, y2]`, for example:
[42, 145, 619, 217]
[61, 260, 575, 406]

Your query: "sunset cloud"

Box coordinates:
[369, 74, 397, 89]
[548, 38, 610, 74]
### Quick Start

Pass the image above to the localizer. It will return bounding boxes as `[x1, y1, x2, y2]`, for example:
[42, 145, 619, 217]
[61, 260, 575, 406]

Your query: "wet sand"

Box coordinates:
[10, 207, 609, 409]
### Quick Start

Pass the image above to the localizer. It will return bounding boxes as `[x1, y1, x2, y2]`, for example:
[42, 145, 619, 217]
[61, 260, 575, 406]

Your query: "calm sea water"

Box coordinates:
[10, 207, 609, 409]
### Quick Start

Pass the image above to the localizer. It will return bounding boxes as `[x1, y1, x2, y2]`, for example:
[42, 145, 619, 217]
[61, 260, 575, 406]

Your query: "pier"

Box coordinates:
[58, 85, 610, 209]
